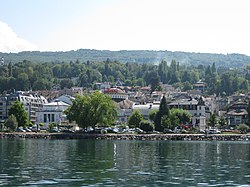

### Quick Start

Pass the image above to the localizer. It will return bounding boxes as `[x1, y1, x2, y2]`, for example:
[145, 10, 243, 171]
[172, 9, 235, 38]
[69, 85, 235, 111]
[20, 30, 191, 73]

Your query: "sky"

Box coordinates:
[0, 0, 250, 55]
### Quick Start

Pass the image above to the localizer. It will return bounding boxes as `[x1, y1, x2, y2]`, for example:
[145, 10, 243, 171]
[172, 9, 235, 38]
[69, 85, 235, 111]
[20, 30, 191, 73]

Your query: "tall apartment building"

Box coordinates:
[0, 91, 48, 124]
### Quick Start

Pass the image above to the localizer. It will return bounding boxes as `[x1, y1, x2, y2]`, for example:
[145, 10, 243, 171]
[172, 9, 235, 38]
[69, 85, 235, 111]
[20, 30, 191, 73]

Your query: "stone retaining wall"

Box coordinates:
[0, 133, 249, 141]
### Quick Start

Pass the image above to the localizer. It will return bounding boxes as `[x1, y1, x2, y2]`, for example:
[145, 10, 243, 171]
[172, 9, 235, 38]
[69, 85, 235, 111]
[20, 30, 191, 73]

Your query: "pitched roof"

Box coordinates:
[117, 99, 134, 109]
[227, 109, 248, 116]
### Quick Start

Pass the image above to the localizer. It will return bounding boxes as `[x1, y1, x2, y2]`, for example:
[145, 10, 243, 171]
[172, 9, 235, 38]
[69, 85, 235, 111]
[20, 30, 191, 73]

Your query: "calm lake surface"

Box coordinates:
[0, 139, 249, 186]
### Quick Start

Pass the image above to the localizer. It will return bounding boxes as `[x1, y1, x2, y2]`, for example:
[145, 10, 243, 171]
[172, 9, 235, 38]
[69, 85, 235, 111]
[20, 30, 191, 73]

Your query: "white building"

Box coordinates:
[36, 100, 70, 128]
[168, 97, 206, 130]
[132, 103, 159, 119]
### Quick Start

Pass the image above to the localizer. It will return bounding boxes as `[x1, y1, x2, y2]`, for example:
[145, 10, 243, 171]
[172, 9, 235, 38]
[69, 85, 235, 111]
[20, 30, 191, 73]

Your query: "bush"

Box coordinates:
[4, 114, 18, 132]
[139, 120, 154, 132]
[237, 124, 249, 133]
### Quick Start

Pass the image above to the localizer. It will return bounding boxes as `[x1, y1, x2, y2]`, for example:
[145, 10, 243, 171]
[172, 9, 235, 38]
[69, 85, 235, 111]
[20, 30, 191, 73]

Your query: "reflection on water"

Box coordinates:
[0, 139, 249, 186]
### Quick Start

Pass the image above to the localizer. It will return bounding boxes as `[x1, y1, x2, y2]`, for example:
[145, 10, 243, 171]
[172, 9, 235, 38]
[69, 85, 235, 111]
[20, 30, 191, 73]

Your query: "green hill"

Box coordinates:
[1, 49, 250, 67]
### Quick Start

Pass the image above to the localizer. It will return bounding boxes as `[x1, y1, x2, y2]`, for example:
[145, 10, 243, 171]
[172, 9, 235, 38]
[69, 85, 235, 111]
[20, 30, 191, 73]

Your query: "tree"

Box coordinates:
[209, 113, 217, 127]
[170, 108, 191, 125]
[128, 110, 143, 128]
[65, 91, 117, 130]
[161, 108, 191, 130]
[139, 120, 154, 132]
[60, 78, 74, 89]
[182, 81, 193, 91]
[158, 60, 168, 83]
[161, 115, 179, 130]
[148, 109, 158, 122]
[150, 76, 161, 93]
[168, 60, 180, 84]
[154, 96, 169, 131]
[4, 114, 18, 131]
[218, 117, 227, 129]
[211, 62, 216, 74]
[8, 100, 29, 127]
[144, 71, 161, 93]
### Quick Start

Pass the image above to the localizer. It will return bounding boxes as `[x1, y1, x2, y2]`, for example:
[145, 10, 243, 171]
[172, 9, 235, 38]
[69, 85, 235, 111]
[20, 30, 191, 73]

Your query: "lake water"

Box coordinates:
[0, 139, 249, 186]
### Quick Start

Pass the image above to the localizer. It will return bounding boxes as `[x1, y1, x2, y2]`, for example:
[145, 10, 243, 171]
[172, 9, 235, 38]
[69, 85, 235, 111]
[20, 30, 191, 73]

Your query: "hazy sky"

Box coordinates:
[1, 0, 250, 55]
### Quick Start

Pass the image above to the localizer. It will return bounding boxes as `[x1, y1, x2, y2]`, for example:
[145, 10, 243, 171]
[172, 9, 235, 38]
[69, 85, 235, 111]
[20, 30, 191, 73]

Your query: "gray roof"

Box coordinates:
[168, 99, 198, 106]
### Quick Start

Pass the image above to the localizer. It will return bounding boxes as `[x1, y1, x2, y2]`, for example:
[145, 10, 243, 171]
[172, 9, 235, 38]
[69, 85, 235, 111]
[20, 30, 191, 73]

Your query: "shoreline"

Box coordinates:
[0, 132, 249, 141]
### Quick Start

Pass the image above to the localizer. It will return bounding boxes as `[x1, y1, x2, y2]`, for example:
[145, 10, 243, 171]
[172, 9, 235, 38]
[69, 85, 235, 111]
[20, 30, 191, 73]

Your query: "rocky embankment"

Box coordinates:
[0, 132, 249, 141]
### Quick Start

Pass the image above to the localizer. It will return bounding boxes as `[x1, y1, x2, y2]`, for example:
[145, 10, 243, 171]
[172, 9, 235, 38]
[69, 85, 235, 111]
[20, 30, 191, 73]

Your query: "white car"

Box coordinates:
[207, 129, 221, 134]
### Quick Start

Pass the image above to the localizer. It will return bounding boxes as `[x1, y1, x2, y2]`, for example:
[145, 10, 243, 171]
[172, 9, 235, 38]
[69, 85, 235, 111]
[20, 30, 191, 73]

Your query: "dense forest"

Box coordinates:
[1, 49, 250, 68]
[1, 58, 250, 96]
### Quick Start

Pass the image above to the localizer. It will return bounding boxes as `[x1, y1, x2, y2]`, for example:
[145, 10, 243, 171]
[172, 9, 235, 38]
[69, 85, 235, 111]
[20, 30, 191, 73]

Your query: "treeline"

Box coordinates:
[1, 49, 250, 67]
[0, 59, 250, 96]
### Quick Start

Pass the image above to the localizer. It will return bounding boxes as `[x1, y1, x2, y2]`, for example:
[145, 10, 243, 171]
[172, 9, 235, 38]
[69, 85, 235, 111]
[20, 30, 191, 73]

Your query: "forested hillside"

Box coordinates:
[1, 49, 250, 68]
[1, 59, 250, 96]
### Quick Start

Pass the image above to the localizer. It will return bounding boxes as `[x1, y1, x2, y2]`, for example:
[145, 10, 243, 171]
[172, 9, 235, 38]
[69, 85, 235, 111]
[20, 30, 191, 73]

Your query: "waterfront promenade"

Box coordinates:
[0, 132, 249, 141]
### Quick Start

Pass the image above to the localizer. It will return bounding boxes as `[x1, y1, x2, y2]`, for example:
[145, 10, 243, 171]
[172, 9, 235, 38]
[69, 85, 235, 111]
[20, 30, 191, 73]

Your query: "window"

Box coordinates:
[44, 114, 47, 123]
[52, 114, 55, 122]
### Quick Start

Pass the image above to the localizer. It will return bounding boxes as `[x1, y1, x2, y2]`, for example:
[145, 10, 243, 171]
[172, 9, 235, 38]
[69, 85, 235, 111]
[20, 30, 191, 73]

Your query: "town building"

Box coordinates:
[193, 81, 206, 92]
[94, 82, 111, 91]
[52, 95, 75, 105]
[0, 91, 48, 123]
[116, 99, 133, 123]
[60, 87, 84, 96]
[103, 87, 128, 102]
[35, 100, 70, 128]
[168, 97, 207, 130]
[226, 100, 248, 127]
[132, 103, 160, 119]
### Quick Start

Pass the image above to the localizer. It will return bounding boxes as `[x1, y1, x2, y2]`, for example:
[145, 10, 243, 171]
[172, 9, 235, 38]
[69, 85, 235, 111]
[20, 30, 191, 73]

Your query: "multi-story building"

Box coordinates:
[0, 91, 48, 124]
[36, 100, 70, 128]
[168, 97, 206, 130]
[226, 100, 248, 127]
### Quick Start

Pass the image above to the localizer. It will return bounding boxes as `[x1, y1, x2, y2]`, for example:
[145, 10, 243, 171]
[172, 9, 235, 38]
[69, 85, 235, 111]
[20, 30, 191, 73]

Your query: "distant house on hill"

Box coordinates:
[193, 81, 206, 92]
[226, 100, 248, 127]
[103, 87, 128, 102]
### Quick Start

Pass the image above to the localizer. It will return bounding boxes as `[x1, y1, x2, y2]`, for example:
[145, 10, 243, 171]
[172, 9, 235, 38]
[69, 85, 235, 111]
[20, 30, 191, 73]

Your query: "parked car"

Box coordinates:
[31, 125, 40, 132]
[199, 130, 206, 133]
[164, 129, 174, 133]
[16, 127, 26, 132]
[49, 127, 60, 133]
[207, 129, 221, 134]
[24, 127, 32, 132]
[174, 127, 181, 133]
